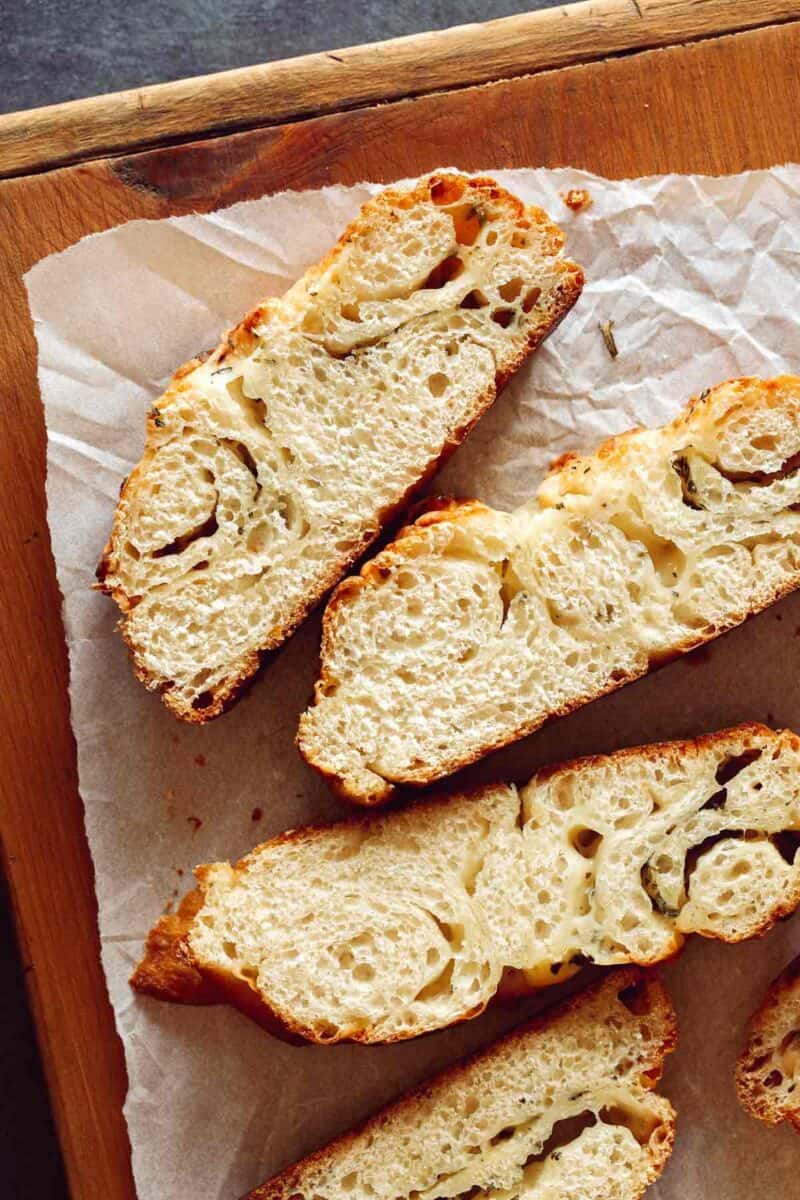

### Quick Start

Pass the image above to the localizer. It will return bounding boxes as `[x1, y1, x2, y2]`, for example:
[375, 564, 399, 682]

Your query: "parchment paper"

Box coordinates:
[25, 166, 800, 1200]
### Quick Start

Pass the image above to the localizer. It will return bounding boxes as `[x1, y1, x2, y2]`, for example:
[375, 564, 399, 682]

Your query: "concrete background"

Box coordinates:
[2, 2, 568, 1196]
[3, 0, 566, 114]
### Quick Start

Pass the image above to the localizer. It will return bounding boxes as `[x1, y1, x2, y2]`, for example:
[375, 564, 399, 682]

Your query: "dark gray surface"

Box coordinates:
[4, 5, 573, 1198]
[0, 874, 67, 1198]
[3, 0, 566, 115]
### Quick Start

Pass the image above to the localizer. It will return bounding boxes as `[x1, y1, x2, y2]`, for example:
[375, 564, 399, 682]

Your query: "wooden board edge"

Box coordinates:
[1, 0, 799, 179]
[0, 828, 136, 1200]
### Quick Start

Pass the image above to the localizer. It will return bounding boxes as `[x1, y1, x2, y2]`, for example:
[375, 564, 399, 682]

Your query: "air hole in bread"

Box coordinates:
[608, 503, 687, 588]
[300, 309, 325, 335]
[224, 439, 260, 484]
[424, 255, 465, 289]
[276, 494, 310, 537]
[340, 302, 361, 322]
[773, 831, 800, 865]
[522, 286, 542, 312]
[715, 748, 763, 786]
[414, 959, 455, 1004]
[671, 455, 705, 510]
[451, 204, 483, 246]
[460, 289, 490, 310]
[430, 177, 465, 205]
[428, 373, 450, 397]
[192, 689, 215, 711]
[491, 308, 515, 328]
[152, 509, 219, 558]
[499, 278, 524, 302]
[570, 827, 603, 858]
[618, 980, 652, 1016]
[524, 1110, 597, 1166]
[247, 523, 273, 554]
[700, 787, 728, 812]
[682, 830, 754, 895]
[714, 449, 800, 487]
[599, 1102, 659, 1145]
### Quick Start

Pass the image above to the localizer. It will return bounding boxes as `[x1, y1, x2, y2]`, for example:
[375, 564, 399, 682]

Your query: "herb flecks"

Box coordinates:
[148, 406, 165, 428]
[599, 320, 619, 359]
[672, 454, 705, 510]
[641, 862, 680, 919]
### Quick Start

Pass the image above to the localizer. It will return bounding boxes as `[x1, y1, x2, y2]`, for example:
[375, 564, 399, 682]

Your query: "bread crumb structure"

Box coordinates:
[242, 970, 677, 1200]
[96, 173, 582, 721]
[299, 376, 800, 804]
[132, 724, 800, 1044]
[737, 954, 800, 1131]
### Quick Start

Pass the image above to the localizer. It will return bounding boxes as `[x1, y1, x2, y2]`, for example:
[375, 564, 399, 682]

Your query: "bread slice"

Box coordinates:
[243, 970, 676, 1200]
[131, 723, 800, 1044]
[95, 173, 583, 721]
[736, 954, 800, 1132]
[298, 375, 800, 803]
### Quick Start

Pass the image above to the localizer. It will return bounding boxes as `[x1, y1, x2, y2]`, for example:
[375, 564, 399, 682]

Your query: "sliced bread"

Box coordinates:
[96, 173, 582, 721]
[243, 970, 676, 1200]
[736, 954, 800, 1132]
[298, 375, 800, 804]
[131, 723, 800, 1044]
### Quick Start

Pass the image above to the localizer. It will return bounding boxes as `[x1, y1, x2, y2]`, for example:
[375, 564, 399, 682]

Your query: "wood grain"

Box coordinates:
[1, 16, 799, 1200]
[1, 0, 799, 178]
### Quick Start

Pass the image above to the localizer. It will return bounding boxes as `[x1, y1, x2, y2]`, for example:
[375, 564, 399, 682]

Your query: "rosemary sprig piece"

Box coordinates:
[598, 320, 618, 359]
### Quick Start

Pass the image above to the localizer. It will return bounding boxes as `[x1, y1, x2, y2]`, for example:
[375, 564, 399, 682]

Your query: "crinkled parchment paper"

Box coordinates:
[25, 167, 800, 1200]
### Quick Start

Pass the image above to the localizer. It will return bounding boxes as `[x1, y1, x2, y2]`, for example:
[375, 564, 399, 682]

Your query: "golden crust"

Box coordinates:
[301, 376, 800, 804]
[736, 953, 800, 1131]
[129, 886, 308, 1044]
[97, 172, 583, 723]
[131, 724, 797, 1043]
[242, 969, 677, 1200]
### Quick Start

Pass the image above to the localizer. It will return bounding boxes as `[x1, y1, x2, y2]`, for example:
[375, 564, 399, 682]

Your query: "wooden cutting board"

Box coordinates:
[1, 2, 799, 1197]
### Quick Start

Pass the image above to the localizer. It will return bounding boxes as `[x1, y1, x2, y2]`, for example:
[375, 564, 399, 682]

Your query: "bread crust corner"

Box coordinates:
[736, 953, 800, 1131]
[130, 882, 311, 1044]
